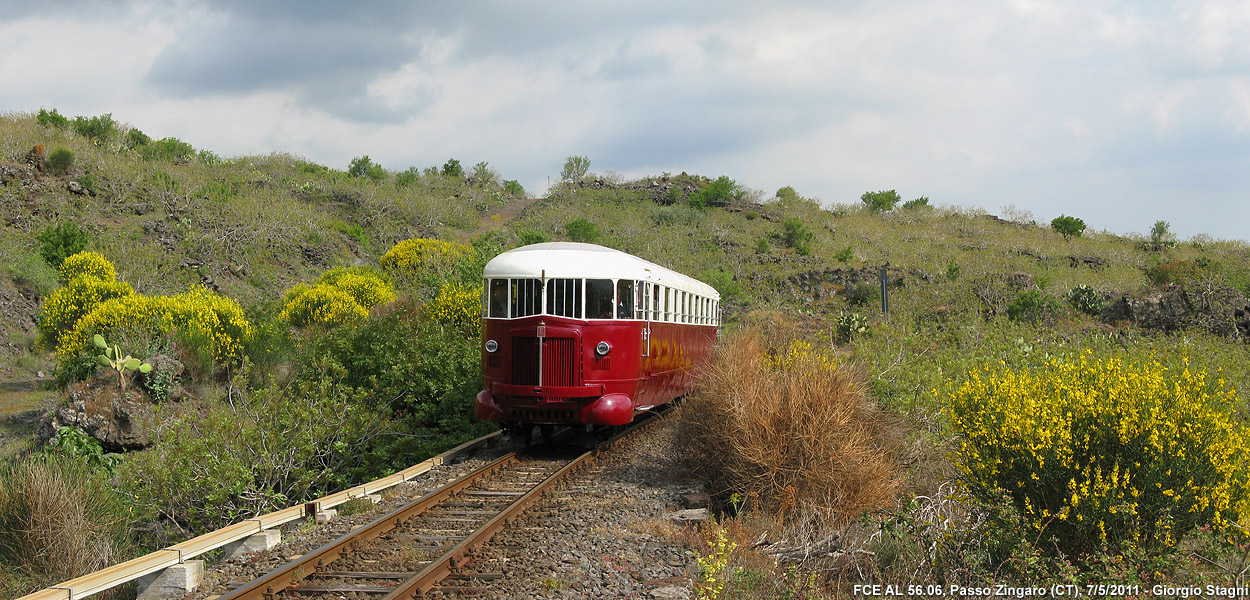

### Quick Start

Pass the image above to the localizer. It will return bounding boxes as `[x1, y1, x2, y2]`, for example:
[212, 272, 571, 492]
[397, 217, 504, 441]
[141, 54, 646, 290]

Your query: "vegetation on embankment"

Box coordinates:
[4, 108, 1250, 596]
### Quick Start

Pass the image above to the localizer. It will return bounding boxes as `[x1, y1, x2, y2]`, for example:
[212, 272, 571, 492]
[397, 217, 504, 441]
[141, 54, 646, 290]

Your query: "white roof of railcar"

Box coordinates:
[484, 242, 720, 299]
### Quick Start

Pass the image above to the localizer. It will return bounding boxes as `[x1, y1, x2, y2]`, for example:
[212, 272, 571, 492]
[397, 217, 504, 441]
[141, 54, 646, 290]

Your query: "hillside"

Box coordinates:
[5, 110, 1250, 593]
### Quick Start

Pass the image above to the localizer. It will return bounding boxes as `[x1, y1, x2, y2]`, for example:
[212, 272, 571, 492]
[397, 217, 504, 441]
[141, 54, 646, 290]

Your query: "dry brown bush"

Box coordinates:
[0, 454, 130, 590]
[681, 327, 901, 526]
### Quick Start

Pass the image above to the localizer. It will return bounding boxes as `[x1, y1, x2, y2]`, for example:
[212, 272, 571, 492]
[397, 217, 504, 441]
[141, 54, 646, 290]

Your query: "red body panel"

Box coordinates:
[477, 315, 717, 426]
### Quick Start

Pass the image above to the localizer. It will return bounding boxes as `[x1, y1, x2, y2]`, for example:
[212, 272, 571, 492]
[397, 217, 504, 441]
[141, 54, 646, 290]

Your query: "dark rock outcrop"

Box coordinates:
[39, 376, 154, 452]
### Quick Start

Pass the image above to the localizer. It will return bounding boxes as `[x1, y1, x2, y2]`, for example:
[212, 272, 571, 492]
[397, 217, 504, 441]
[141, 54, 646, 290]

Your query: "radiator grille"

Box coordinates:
[511, 337, 577, 387]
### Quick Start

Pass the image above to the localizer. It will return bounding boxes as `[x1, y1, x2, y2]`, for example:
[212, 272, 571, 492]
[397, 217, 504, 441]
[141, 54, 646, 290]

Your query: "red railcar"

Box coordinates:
[474, 242, 720, 439]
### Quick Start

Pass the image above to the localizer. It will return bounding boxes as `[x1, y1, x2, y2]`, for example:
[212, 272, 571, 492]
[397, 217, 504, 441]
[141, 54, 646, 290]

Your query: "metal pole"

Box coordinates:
[880, 265, 889, 322]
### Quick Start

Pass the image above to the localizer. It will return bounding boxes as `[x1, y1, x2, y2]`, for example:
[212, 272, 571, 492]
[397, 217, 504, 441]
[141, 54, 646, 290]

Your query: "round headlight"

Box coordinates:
[596, 341, 611, 356]
[485, 339, 499, 353]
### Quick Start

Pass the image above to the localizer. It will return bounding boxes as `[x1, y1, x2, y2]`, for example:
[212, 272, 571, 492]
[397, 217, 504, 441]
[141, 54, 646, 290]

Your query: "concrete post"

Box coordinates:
[136, 560, 204, 600]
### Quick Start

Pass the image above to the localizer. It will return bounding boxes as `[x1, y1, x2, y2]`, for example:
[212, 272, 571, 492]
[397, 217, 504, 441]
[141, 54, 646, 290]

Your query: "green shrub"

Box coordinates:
[775, 186, 798, 202]
[833, 246, 853, 263]
[348, 155, 387, 180]
[1066, 284, 1105, 316]
[71, 113, 117, 141]
[861, 189, 901, 212]
[688, 175, 739, 209]
[1051, 215, 1087, 240]
[946, 259, 961, 281]
[754, 237, 769, 254]
[503, 179, 525, 197]
[299, 299, 486, 423]
[1005, 290, 1055, 324]
[36, 108, 68, 129]
[125, 128, 151, 149]
[698, 268, 742, 301]
[517, 228, 550, 246]
[35, 223, 90, 268]
[197, 149, 221, 164]
[564, 218, 601, 244]
[1145, 258, 1212, 286]
[782, 219, 813, 256]
[46, 148, 74, 175]
[137, 137, 196, 162]
[902, 196, 930, 209]
[57, 250, 113, 283]
[843, 281, 878, 307]
[121, 379, 400, 533]
[395, 167, 420, 187]
[944, 353, 1250, 558]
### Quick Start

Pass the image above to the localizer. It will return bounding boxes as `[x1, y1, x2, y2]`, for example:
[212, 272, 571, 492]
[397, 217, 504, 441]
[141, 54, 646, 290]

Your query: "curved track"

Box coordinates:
[218, 413, 663, 599]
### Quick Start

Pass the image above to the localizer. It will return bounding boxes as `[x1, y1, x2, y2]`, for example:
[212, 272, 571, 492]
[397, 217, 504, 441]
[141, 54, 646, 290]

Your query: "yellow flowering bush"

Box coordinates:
[378, 238, 472, 282]
[944, 351, 1250, 556]
[58, 251, 116, 283]
[58, 287, 253, 363]
[316, 267, 395, 310]
[278, 283, 368, 327]
[425, 282, 481, 332]
[37, 276, 135, 349]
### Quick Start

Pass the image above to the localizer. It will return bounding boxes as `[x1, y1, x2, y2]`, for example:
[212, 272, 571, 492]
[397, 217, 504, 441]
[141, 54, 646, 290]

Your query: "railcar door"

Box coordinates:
[641, 280, 652, 357]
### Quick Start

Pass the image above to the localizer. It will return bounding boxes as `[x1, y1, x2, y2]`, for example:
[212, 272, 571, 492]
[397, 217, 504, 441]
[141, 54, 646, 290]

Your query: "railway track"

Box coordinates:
[217, 413, 665, 599]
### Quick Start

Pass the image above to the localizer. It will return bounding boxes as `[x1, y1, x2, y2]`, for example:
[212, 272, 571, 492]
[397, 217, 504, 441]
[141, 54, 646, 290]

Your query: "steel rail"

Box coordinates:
[385, 450, 590, 597]
[214, 453, 519, 600]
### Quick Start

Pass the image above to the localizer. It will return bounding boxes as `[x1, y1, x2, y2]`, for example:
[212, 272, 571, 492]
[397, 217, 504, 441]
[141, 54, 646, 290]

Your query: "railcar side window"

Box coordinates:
[488, 279, 509, 318]
[617, 280, 636, 319]
[510, 278, 541, 318]
[663, 287, 671, 322]
[652, 285, 661, 321]
[587, 279, 613, 319]
[547, 278, 583, 318]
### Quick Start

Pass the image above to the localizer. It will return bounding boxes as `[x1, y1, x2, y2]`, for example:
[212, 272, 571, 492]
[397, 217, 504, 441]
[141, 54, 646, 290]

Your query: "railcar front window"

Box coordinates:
[488, 279, 509, 318]
[587, 279, 614, 319]
[510, 278, 541, 318]
[547, 278, 583, 318]
[617, 280, 636, 320]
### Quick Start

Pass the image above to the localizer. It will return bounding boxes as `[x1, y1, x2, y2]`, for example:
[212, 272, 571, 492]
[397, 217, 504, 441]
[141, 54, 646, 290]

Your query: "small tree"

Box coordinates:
[1051, 215, 1087, 240]
[36, 108, 69, 129]
[1149, 220, 1174, 250]
[442, 158, 464, 178]
[560, 155, 591, 182]
[36, 222, 90, 268]
[783, 218, 814, 256]
[861, 189, 901, 212]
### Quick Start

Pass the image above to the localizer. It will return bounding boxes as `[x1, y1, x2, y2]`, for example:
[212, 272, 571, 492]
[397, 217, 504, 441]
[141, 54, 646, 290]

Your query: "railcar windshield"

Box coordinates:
[488, 279, 508, 318]
[511, 278, 542, 318]
[547, 278, 583, 318]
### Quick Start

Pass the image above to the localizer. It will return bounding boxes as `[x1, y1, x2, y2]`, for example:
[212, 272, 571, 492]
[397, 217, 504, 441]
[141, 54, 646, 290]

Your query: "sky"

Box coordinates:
[2, 1, 1248, 241]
